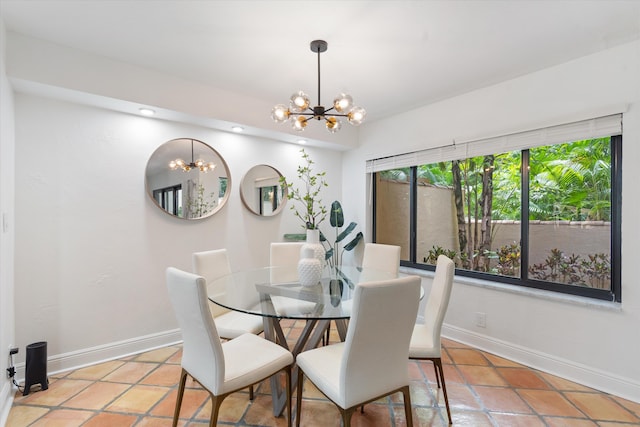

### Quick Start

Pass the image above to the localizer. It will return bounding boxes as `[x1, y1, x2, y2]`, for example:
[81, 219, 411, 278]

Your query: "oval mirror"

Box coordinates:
[240, 164, 287, 216]
[145, 138, 231, 219]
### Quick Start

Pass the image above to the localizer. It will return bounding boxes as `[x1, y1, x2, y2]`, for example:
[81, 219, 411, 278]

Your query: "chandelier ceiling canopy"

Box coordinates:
[169, 139, 216, 173]
[271, 40, 366, 133]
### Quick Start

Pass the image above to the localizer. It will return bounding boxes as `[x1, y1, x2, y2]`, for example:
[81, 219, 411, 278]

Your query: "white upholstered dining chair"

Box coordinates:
[166, 267, 294, 427]
[267, 242, 319, 318]
[192, 249, 264, 339]
[361, 242, 401, 275]
[295, 275, 421, 426]
[326, 242, 402, 345]
[409, 254, 455, 424]
[193, 249, 265, 400]
[269, 242, 304, 283]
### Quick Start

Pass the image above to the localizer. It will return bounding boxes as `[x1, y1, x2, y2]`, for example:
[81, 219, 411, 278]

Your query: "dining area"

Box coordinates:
[165, 241, 455, 426]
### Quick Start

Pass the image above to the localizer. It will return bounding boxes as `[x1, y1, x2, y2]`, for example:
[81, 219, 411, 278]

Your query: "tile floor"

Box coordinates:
[6, 320, 640, 426]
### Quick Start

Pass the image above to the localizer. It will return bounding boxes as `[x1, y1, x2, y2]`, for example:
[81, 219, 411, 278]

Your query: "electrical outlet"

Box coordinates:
[9, 347, 18, 356]
[475, 312, 487, 328]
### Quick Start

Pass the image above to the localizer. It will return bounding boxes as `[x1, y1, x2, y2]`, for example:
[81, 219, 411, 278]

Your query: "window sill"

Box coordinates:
[400, 266, 622, 312]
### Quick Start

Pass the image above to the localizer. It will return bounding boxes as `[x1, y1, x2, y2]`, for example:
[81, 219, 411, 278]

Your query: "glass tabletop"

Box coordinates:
[206, 265, 399, 320]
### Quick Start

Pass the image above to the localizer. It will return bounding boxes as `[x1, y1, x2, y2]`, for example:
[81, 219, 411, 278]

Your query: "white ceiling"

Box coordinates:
[2, 0, 640, 129]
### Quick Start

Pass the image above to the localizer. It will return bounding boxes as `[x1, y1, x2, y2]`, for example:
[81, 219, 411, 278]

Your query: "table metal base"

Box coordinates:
[262, 316, 347, 416]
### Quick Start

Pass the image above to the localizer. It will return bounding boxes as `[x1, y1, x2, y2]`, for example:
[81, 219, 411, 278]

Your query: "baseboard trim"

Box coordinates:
[443, 324, 640, 404]
[12, 329, 182, 382]
[1, 381, 16, 427]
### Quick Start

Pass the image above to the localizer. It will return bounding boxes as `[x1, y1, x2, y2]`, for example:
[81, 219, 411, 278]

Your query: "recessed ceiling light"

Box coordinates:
[297, 139, 307, 145]
[139, 108, 155, 116]
[231, 126, 244, 133]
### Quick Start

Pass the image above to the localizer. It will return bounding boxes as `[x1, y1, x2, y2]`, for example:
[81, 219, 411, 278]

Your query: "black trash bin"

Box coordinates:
[23, 341, 48, 396]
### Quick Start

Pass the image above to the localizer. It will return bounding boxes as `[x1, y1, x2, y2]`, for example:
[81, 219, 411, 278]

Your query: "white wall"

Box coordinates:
[12, 94, 344, 376]
[0, 13, 17, 426]
[343, 40, 640, 402]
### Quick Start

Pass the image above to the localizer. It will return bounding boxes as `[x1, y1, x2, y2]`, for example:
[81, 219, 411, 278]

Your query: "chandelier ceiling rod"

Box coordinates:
[314, 39, 325, 115]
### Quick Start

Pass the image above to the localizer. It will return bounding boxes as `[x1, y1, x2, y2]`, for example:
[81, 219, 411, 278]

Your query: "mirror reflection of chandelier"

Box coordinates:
[271, 40, 366, 133]
[169, 139, 216, 173]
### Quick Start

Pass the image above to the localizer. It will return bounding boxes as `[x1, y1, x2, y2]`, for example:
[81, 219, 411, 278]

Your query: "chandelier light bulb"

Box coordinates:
[347, 106, 366, 126]
[333, 93, 353, 113]
[290, 91, 310, 113]
[325, 117, 341, 133]
[292, 115, 308, 131]
[271, 40, 365, 133]
[271, 104, 290, 123]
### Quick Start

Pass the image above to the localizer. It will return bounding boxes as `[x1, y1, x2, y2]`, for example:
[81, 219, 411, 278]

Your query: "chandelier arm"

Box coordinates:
[294, 111, 349, 118]
[323, 114, 350, 121]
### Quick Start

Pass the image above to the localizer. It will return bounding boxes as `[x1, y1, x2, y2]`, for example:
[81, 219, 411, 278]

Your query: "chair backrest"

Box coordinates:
[423, 255, 455, 352]
[340, 275, 421, 408]
[269, 242, 304, 283]
[192, 249, 232, 317]
[361, 243, 401, 275]
[166, 267, 224, 394]
[192, 249, 232, 282]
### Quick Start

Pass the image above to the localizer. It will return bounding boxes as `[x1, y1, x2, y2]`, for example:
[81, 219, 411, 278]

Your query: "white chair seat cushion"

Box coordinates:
[270, 296, 317, 316]
[296, 343, 346, 407]
[409, 323, 440, 358]
[215, 310, 264, 339]
[220, 333, 293, 395]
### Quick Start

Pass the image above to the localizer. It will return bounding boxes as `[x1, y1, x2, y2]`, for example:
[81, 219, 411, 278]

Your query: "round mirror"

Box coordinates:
[145, 138, 231, 219]
[240, 164, 287, 216]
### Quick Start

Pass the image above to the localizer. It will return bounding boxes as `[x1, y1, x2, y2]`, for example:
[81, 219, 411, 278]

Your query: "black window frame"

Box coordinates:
[153, 184, 182, 216]
[373, 135, 622, 302]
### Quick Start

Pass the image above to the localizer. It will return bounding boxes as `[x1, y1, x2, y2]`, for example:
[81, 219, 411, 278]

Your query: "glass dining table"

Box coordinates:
[206, 265, 401, 416]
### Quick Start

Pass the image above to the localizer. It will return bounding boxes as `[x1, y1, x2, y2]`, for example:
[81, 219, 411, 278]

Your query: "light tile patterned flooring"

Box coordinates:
[6, 319, 640, 426]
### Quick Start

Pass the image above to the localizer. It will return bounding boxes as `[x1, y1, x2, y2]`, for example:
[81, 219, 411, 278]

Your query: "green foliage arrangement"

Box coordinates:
[424, 243, 610, 289]
[529, 249, 611, 288]
[321, 200, 363, 268]
[280, 149, 328, 230]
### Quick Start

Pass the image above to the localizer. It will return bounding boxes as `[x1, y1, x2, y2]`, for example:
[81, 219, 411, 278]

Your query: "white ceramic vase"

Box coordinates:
[301, 229, 325, 265]
[298, 247, 323, 287]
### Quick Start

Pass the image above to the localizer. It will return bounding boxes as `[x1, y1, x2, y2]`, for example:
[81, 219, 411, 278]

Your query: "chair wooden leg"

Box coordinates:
[341, 407, 356, 427]
[434, 358, 452, 424]
[295, 369, 304, 427]
[401, 385, 414, 427]
[172, 369, 188, 427]
[249, 384, 254, 400]
[209, 394, 224, 427]
[285, 367, 292, 427]
[432, 358, 442, 389]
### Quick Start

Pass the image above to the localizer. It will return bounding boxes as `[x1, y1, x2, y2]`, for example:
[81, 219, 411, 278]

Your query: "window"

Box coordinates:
[370, 116, 622, 302]
[153, 184, 182, 216]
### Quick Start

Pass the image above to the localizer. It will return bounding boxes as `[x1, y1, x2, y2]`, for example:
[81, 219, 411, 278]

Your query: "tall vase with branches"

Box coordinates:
[280, 148, 328, 230]
[280, 149, 328, 264]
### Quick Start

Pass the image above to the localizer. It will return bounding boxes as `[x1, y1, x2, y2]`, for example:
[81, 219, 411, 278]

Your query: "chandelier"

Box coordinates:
[271, 40, 366, 133]
[168, 139, 216, 173]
